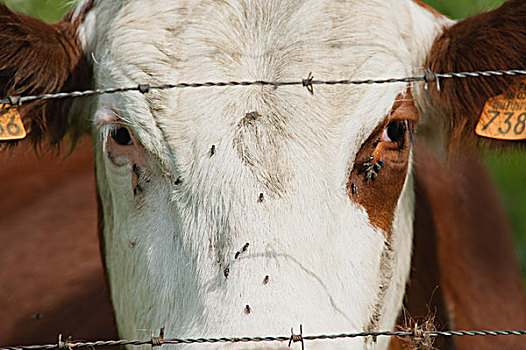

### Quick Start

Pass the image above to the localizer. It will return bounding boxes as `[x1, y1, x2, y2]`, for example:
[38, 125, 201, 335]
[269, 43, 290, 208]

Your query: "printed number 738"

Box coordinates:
[482, 110, 526, 135]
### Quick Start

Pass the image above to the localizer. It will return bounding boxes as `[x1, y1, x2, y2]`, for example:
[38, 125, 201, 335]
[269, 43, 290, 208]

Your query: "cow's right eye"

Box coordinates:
[110, 127, 133, 146]
[383, 120, 408, 144]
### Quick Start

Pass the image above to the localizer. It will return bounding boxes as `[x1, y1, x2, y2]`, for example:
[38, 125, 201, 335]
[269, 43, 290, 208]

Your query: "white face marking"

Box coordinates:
[77, 0, 447, 348]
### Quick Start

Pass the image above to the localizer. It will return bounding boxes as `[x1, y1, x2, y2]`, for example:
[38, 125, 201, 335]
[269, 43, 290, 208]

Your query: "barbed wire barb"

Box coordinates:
[1, 69, 525, 108]
[288, 325, 304, 350]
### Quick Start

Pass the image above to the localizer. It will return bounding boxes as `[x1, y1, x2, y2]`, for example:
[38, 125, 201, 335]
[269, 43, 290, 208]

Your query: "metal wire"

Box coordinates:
[1, 69, 525, 107]
[1, 329, 525, 350]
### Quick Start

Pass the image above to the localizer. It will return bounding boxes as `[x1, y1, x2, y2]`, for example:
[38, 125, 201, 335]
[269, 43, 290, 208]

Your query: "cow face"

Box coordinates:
[1, 0, 524, 349]
[84, 2, 446, 347]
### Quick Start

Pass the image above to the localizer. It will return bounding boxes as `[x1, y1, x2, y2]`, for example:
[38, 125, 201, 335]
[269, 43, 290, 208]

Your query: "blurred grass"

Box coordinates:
[1, 0, 72, 22]
[424, 0, 506, 18]
[2, 0, 525, 276]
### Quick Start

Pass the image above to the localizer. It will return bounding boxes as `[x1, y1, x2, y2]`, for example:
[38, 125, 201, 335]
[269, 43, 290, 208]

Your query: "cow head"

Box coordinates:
[1, 0, 524, 348]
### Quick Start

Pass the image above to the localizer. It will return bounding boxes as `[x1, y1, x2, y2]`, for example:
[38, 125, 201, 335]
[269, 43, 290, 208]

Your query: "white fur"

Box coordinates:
[74, 1, 448, 348]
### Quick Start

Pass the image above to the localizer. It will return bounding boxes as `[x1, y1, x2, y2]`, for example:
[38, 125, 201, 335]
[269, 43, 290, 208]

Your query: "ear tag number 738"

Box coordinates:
[476, 78, 526, 140]
[0, 103, 27, 141]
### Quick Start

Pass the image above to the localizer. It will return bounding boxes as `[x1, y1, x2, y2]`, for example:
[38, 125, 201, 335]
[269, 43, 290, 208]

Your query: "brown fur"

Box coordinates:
[425, 0, 526, 150]
[0, 141, 117, 345]
[0, 4, 91, 149]
[392, 141, 526, 349]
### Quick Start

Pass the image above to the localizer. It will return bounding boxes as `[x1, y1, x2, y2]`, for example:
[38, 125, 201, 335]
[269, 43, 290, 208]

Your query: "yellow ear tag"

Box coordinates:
[0, 103, 27, 141]
[475, 78, 526, 140]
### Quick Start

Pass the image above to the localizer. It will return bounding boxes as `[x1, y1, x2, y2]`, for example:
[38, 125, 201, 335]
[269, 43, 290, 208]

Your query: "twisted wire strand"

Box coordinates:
[1, 69, 525, 107]
[1, 330, 525, 350]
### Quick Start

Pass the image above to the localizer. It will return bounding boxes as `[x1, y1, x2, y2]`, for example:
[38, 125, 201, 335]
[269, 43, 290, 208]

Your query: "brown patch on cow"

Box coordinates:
[0, 4, 92, 150]
[425, 0, 526, 150]
[347, 91, 419, 234]
[395, 140, 526, 349]
[411, 0, 444, 19]
[0, 140, 118, 345]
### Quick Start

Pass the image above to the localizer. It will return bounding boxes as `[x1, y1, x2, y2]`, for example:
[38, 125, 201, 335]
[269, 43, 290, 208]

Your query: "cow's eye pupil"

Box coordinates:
[111, 127, 132, 145]
[386, 120, 407, 143]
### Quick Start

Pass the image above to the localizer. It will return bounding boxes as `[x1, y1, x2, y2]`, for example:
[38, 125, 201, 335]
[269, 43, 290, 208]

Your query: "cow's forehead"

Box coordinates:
[82, 0, 446, 174]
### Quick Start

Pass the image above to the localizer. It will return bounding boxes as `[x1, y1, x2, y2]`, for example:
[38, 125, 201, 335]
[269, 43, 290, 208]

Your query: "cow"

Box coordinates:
[0, 0, 525, 349]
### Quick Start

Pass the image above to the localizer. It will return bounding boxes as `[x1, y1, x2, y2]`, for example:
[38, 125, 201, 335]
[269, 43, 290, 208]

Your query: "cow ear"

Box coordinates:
[0, 4, 92, 151]
[424, 0, 526, 150]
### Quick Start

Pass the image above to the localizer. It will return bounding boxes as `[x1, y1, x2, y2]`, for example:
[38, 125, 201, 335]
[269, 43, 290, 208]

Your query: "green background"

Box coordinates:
[1, 0, 525, 277]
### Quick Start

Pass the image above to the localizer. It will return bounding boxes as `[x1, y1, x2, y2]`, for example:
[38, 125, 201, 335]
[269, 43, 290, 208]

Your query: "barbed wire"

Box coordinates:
[1, 69, 525, 108]
[2, 329, 525, 350]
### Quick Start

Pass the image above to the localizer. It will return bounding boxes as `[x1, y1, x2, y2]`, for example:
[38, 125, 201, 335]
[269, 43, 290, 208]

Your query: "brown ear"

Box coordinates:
[0, 4, 92, 150]
[425, 0, 526, 149]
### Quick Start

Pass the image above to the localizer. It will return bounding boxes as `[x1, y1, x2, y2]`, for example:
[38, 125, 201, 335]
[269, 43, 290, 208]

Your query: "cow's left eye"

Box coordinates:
[110, 126, 133, 146]
[381, 120, 408, 144]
